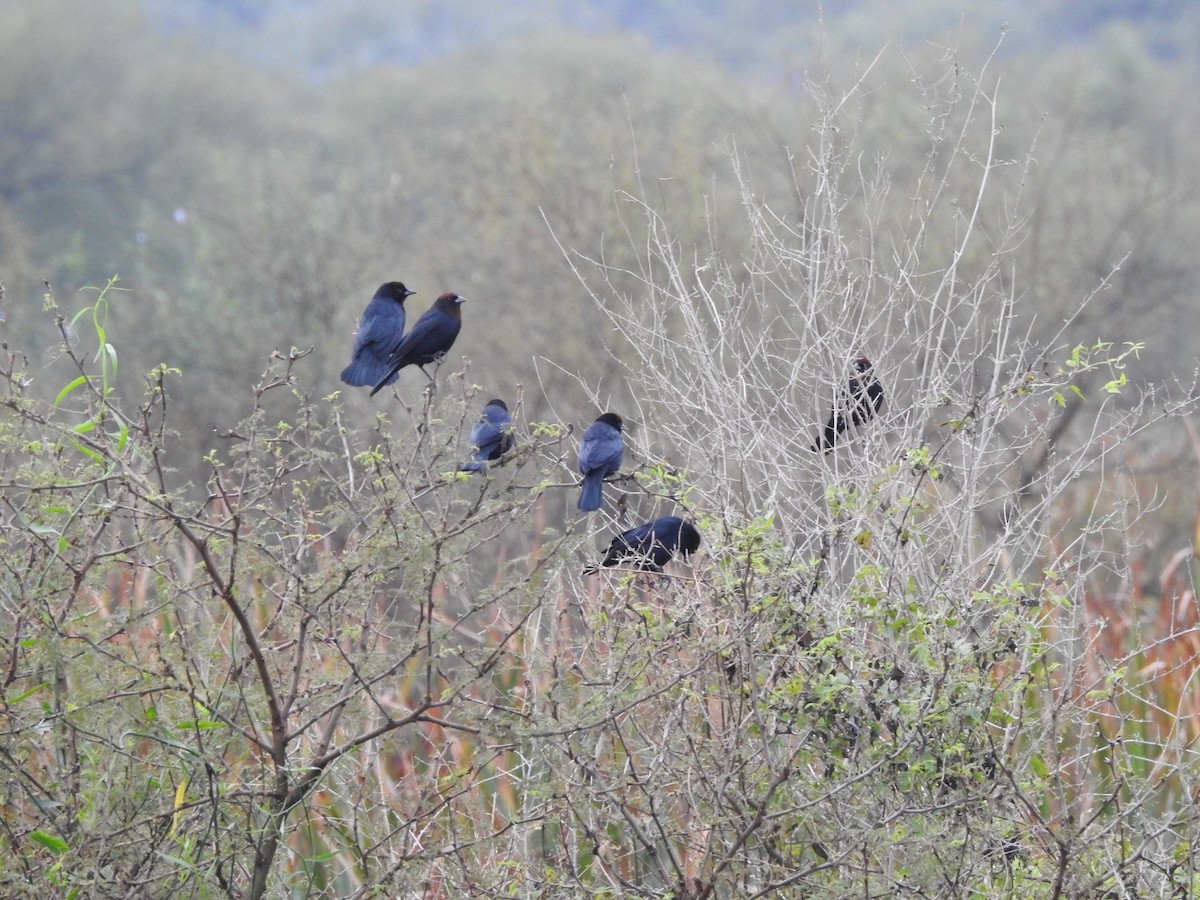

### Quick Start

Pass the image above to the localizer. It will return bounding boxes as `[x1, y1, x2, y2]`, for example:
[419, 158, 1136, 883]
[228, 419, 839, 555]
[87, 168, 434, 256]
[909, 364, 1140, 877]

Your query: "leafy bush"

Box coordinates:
[1, 53, 1198, 900]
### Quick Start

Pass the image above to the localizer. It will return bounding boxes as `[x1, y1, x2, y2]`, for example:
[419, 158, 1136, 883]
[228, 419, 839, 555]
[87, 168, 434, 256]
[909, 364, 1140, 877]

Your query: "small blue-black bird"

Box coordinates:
[598, 516, 702, 572]
[812, 355, 885, 453]
[577, 412, 624, 512]
[370, 292, 466, 395]
[459, 398, 514, 473]
[340, 282, 414, 388]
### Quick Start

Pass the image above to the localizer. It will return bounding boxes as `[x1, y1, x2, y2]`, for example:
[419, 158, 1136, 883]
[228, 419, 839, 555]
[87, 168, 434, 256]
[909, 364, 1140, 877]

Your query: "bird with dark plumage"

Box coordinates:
[459, 398, 514, 473]
[596, 516, 702, 572]
[340, 282, 414, 388]
[577, 412, 624, 511]
[812, 355, 885, 453]
[369, 292, 466, 396]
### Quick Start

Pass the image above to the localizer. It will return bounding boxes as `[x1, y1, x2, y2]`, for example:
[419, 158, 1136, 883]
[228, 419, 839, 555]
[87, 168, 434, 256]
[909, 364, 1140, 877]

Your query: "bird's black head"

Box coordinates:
[435, 292, 466, 317]
[854, 355, 873, 373]
[596, 412, 623, 431]
[485, 398, 508, 411]
[678, 521, 702, 557]
[379, 282, 415, 302]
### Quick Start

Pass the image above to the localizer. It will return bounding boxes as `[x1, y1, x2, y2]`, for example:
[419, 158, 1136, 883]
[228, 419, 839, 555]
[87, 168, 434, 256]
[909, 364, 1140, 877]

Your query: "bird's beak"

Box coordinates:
[405, 290, 416, 298]
[456, 296, 467, 304]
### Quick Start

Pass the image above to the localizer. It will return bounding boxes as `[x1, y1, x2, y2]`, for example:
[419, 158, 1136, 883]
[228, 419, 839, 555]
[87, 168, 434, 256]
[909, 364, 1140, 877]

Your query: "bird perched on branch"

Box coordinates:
[370, 292, 465, 395]
[340, 282, 414, 388]
[592, 516, 702, 572]
[459, 398, 514, 473]
[577, 412, 624, 511]
[812, 355, 885, 453]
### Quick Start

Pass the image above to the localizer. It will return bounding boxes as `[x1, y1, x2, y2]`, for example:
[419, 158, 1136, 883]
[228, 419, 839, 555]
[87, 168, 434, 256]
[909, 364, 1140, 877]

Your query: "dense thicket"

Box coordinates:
[2, 3, 1200, 896]
[2, 3, 1198, 506]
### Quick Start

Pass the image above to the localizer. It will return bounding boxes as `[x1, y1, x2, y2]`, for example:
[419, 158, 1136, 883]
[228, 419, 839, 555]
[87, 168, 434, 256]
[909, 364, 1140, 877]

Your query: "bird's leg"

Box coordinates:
[418, 352, 451, 387]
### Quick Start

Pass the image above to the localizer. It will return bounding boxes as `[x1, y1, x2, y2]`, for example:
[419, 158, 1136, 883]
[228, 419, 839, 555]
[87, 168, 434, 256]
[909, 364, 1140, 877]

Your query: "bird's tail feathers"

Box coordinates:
[577, 471, 605, 511]
[368, 365, 401, 397]
[341, 357, 395, 388]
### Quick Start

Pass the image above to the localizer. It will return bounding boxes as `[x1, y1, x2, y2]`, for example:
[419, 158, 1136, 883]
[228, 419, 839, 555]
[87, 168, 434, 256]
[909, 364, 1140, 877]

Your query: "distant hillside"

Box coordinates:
[142, 0, 1200, 78]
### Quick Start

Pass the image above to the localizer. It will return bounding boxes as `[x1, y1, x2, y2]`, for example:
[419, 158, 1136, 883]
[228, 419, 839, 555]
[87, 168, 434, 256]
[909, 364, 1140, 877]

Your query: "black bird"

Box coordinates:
[459, 398, 514, 473]
[577, 412, 624, 512]
[370, 292, 466, 395]
[340, 282, 414, 388]
[812, 355, 885, 453]
[597, 516, 702, 572]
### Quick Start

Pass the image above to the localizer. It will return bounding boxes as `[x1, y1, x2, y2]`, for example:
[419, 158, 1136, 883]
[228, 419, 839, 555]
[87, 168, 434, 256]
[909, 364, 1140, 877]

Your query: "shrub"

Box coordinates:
[1, 53, 1197, 899]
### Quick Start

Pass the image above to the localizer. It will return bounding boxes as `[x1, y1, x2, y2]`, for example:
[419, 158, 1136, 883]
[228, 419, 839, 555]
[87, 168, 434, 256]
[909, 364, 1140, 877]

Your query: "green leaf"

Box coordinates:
[7, 682, 49, 704]
[66, 438, 103, 463]
[68, 305, 93, 328]
[304, 849, 341, 864]
[175, 719, 226, 732]
[54, 375, 89, 407]
[30, 830, 68, 854]
[1030, 755, 1049, 779]
[103, 342, 118, 377]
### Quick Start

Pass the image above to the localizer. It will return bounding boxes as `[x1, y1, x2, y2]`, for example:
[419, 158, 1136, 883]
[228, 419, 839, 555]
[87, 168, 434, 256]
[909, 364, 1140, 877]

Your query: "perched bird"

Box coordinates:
[577, 412, 624, 512]
[596, 516, 702, 572]
[339, 282, 414, 387]
[370, 292, 466, 396]
[459, 398, 514, 473]
[812, 355, 885, 453]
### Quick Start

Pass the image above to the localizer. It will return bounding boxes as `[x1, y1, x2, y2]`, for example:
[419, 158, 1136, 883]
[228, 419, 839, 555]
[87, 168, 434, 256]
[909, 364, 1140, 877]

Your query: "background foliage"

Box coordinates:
[2, 2, 1200, 897]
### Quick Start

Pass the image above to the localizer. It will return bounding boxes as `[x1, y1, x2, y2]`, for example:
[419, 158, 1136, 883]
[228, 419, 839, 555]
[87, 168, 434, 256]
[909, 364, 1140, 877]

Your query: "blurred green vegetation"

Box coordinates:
[2, 0, 1198, 536]
[3, 6, 1200, 891]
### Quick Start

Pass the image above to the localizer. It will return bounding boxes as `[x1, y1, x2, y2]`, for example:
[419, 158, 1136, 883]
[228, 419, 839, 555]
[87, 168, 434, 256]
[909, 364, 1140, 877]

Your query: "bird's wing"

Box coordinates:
[849, 377, 884, 425]
[604, 522, 652, 564]
[867, 379, 885, 411]
[386, 313, 432, 363]
[355, 301, 405, 355]
[630, 522, 659, 552]
[579, 427, 622, 472]
[470, 419, 506, 452]
[391, 310, 460, 364]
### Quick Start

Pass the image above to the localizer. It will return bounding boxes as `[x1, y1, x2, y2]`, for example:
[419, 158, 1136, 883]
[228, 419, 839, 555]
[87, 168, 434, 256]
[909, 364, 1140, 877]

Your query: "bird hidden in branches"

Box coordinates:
[812, 355, 884, 453]
[590, 516, 702, 573]
[459, 398, 514, 473]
